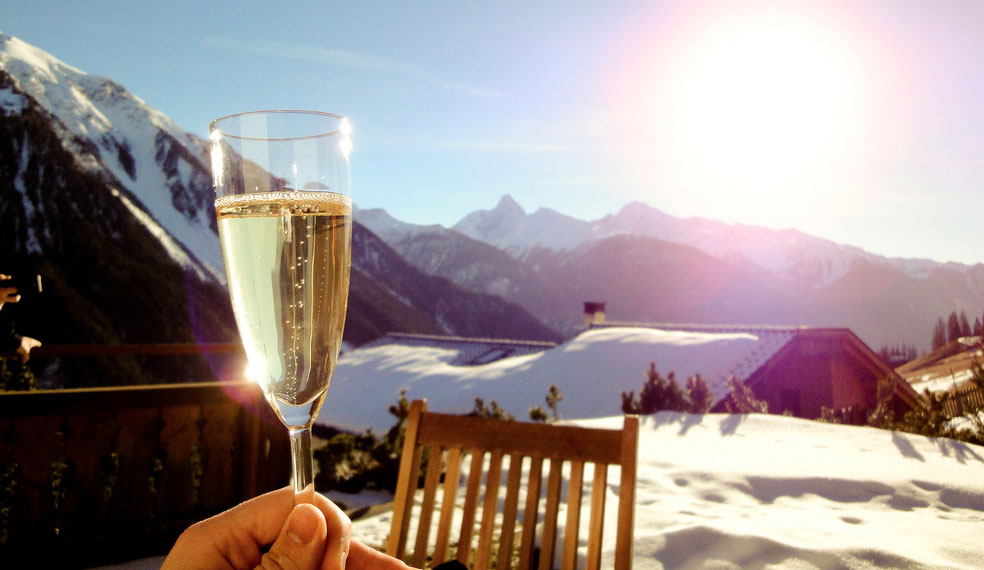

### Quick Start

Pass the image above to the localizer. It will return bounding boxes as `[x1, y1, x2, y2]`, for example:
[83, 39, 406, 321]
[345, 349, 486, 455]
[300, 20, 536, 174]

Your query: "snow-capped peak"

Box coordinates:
[452, 194, 592, 254]
[446, 193, 966, 289]
[0, 32, 222, 283]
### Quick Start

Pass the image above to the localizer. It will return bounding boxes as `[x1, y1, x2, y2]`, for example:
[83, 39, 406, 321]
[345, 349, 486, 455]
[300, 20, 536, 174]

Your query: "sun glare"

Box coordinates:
[626, 9, 869, 226]
[678, 21, 854, 174]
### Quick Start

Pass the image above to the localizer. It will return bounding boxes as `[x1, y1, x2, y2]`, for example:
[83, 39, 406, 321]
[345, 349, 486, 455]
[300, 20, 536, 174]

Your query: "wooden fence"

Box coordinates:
[0, 379, 290, 566]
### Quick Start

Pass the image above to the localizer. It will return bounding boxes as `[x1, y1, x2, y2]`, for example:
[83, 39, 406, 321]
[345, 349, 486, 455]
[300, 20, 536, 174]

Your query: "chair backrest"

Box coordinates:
[386, 400, 638, 570]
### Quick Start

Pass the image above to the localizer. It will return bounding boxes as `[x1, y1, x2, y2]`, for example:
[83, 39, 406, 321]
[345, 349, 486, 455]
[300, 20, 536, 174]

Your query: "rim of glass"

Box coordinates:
[209, 109, 347, 142]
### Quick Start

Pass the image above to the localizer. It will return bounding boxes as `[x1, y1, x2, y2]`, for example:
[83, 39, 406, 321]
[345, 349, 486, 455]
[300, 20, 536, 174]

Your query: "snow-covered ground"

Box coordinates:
[102, 328, 984, 568]
[96, 409, 984, 569]
[345, 412, 984, 569]
[314, 328, 984, 569]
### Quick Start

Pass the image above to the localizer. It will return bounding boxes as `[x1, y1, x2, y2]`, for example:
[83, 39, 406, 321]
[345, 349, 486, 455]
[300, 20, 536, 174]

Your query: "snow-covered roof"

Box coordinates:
[319, 326, 801, 434]
[897, 338, 983, 395]
[362, 333, 557, 366]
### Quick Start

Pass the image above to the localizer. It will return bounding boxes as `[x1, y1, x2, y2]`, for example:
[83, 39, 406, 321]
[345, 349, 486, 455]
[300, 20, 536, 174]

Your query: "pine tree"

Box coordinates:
[621, 390, 641, 414]
[529, 406, 549, 423]
[639, 365, 689, 413]
[932, 317, 947, 351]
[469, 397, 514, 420]
[621, 363, 690, 414]
[959, 311, 972, 337]
[947, 312, 962, 343]
[685, 374, 713, 413]
[723, 375, 768, 414]
[545, 384, 564, 420]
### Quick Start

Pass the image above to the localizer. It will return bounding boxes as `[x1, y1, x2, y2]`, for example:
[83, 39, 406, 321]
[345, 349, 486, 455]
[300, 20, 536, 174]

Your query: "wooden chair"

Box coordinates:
[386, 400, 639, 569]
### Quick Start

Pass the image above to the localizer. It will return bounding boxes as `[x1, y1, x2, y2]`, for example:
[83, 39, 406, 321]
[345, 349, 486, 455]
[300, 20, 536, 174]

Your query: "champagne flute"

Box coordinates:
[209, 110, 352, 502]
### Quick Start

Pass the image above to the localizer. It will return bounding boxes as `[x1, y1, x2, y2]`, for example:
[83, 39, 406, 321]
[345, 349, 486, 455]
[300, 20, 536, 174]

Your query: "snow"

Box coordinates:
[0, 32, 224, 283]
[344, 412, 984, 570]
[92, 407, 984, 569]
[438, 194, 982, 289]
[318, 327, 800, 434]
[112, 188, 213, 282]
[355, 206, 447, 242]
[313, 327, 984, 568]
[452, 194, 593, 254]
[0, 85, 27, 113]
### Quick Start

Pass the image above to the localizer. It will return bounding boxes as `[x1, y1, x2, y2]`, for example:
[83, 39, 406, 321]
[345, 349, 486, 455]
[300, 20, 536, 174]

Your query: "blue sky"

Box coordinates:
[6, 1, 984, 264]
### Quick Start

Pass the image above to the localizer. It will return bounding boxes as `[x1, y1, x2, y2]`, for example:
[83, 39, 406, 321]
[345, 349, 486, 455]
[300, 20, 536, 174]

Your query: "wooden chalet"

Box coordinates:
[896, 336, 984, 417]
[585, 322, 923, 423]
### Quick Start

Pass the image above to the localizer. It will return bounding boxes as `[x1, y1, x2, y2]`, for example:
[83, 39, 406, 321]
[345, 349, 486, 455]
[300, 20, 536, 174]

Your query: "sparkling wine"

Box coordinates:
[216, 191, 351, 429]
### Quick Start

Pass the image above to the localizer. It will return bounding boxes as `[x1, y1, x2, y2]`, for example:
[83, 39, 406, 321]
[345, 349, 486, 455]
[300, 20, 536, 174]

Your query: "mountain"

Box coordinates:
[0, 33, 236, 387]
[452, 194, 595, 256]
[356, 206, 544, 299]
[348, 223, 561, 344]
[360, 197, 984, 350]
[0, 33, 559, 386]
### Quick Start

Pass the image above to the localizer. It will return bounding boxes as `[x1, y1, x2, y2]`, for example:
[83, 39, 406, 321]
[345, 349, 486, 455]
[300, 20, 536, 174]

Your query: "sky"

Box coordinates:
[5, 1, 984, 264]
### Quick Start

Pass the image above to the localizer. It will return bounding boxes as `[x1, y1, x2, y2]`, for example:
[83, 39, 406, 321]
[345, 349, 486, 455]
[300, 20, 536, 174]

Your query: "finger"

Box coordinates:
[221, 487, 352, 570]
[257, 502, 328, 570]
[346, 540, 414, 570]
[162, 488, 296, 570]
[313, 494, 351, 570]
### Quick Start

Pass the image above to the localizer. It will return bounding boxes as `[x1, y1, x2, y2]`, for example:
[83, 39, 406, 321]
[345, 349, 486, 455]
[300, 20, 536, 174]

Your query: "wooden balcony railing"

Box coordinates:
[0, 375, 290, 566]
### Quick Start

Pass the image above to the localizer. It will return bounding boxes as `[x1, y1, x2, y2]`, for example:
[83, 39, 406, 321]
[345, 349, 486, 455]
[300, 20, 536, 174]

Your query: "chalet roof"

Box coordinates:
[365, 333, 558, 366]
[897, 337, 983, 395]
[366, 324, 867, 405]
[589, 322, 802, 401]
[323, 324, 919, 433]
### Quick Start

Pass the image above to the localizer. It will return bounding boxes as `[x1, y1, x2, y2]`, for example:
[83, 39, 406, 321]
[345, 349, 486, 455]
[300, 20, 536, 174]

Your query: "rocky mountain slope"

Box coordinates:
[0, 33, 559, 386]
[360, 196, 984, 350]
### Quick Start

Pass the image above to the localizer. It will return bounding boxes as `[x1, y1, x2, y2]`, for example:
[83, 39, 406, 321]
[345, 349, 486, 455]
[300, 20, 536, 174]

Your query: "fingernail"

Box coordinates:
[339, 547, 347, 570]
[286, 504, 319, 545]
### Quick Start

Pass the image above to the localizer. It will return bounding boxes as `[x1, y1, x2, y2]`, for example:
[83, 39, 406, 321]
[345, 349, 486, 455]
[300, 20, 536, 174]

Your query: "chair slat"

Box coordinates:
[389, 403, 639, 570]
[561, 461, 585, 570]
[585, 463, 608, 570]
[538, 458, 564, 570]
[496, 454, 524, 570]
[410, 446, 446, 568]
[474, 450, 504, 570]
[455, 450, 485, 564]
[419, 412, 623, 464]
[432, 446, 463, 565]
[387, 399, 427, 559]
[614, 416, 639, 570]
[517, 455, 543, 569]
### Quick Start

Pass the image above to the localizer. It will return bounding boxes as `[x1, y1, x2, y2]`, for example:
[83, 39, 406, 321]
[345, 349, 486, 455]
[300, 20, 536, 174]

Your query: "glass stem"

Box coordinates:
[289, 427, 315, 504]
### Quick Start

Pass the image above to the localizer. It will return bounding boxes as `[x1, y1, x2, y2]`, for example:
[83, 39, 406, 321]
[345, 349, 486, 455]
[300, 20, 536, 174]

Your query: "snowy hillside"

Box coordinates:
[349, 412, 984, 569]
[0, 31, 222, 282]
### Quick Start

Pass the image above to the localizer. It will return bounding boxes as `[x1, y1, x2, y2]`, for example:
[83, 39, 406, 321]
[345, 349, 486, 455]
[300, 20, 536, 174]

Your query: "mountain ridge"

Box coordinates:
[359, 196, 984, 350]
[0, 33, 561, 388]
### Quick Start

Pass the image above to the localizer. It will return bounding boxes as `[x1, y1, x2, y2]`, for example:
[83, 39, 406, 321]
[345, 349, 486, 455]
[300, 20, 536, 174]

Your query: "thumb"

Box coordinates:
[257, 503, 328, 570]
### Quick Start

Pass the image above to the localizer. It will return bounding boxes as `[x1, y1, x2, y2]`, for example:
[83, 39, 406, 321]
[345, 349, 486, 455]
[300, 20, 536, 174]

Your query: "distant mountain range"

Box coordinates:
[1, 31, 980, 390]
[359, 195, 984, 350]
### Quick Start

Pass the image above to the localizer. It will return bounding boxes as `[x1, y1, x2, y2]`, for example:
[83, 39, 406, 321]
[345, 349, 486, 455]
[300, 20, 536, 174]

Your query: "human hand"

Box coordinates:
[162, 486, 415, 570]
[0, 274, 19, 308]
[16, 336, 40, 363]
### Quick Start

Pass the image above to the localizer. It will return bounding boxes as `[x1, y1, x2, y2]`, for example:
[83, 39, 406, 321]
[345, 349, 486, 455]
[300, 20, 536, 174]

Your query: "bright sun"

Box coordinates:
[631, 10, 867, 225]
